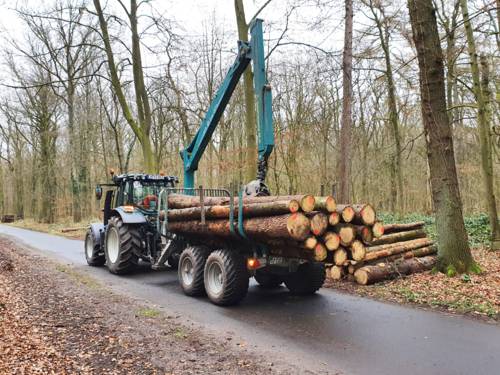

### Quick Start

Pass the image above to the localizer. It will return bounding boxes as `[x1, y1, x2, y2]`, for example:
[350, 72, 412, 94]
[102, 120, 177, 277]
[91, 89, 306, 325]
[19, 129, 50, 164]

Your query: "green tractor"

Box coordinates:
[85, 172, 182, 274]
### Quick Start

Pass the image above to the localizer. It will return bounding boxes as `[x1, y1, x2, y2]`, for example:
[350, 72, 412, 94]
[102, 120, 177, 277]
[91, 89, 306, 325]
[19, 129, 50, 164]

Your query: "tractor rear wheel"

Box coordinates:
[254, 270, 283, 289]
[104, 216, 140, 275]
[178, 246, 209, 296]
[204, 249, 249, 306]
[284, 262, 325, 295]
[85, 229, 105, 267]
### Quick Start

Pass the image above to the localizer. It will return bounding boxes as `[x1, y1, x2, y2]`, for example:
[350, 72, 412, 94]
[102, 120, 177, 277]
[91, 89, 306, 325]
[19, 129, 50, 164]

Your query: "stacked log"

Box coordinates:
[163, 194, 435, 284]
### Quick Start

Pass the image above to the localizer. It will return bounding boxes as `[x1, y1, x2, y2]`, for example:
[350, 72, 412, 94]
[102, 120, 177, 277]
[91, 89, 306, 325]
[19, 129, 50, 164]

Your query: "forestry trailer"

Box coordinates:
[85, 19, 326, 305]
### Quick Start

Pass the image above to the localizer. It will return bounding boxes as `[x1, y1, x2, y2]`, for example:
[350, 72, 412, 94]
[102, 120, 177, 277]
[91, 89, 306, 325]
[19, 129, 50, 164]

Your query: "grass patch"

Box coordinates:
[54, 264, 101, 290]
[136, 307, 160, 318]
[7, 218, 99, 240]
[173, 327, 188, 339]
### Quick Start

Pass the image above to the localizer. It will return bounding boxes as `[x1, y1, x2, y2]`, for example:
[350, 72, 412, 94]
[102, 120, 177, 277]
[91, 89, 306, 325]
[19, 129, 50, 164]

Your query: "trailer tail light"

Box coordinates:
[123, 205, 135, 213]
[247, 257, 261, 270]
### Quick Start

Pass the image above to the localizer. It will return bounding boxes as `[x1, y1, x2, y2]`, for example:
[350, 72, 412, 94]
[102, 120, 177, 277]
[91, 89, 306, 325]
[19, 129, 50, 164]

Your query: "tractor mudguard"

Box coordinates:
[89, 223, 105, 246]
[112, 207, 147, 224]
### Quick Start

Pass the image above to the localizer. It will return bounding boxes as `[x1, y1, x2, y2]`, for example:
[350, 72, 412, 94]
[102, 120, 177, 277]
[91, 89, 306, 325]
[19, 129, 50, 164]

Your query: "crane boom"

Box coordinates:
[181, 19, 274, 193]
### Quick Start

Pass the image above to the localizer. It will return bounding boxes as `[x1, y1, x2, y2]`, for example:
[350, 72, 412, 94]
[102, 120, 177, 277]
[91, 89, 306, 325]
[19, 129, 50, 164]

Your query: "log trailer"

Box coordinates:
[85, 19, 326, 306]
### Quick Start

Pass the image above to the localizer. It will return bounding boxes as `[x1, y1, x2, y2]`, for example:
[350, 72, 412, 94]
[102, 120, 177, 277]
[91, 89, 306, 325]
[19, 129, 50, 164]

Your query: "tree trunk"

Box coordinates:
[408, 0, 474, 274]
[354, 255, 437, 285]
[234, 0, 257, 181]
[365, 238, 433, 261]
[338, 0, 353, 203]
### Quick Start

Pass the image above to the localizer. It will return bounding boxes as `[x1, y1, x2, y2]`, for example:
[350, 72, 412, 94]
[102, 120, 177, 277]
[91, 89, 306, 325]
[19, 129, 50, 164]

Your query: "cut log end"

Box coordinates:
[286, 213, 311, 241]
[303, 236, 318, 250]
[333, 248, 348, 266]
[372, 221, 385, 238]
[311, 212, 328, 236]
[354, 268, 370, 285]
[337, 225, 355, 246]
[341, 206, 355, 223]
[323, 231, 340, 251]
[288, 200, 301, 213]
[314, 243, 327, 262]
[329, 265, 344, 280]
[329, 212, 340, 226]
[300, 195, 316, 213]
[350, 240, 366, 261]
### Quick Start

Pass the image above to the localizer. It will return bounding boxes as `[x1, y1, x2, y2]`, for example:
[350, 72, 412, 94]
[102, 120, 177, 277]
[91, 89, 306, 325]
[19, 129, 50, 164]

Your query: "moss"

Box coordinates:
[136, 308, 160, 318]
[468, 262, 483, 275]
[446, 264, 457, 277]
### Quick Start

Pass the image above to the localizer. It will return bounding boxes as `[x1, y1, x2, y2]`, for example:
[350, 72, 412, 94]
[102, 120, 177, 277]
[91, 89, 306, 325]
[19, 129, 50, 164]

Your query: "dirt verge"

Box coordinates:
[0, 238, 289, 374]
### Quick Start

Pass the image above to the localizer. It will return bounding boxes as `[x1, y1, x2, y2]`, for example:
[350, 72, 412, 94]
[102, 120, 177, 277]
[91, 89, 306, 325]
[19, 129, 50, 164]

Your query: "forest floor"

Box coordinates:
[325, 247, 500, 322]
[0, 238, 283, 375]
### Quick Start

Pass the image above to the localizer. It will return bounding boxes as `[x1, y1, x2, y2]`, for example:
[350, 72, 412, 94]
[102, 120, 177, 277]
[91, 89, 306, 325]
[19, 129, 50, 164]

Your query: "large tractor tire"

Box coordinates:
[178, 246, 209, 296]
[104, 216, 140, 275]
[84, 229, 105, 267]
[254, 270, 283, 289]
[204, 249, 249, 306]
[284, 262, 325, 295]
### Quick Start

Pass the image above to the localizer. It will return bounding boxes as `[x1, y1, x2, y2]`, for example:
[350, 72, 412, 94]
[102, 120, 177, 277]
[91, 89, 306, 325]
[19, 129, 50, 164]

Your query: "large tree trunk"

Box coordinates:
[408, 0, 474, 274]
[338, 0, 353, 203]
[234, 0, 257, 181]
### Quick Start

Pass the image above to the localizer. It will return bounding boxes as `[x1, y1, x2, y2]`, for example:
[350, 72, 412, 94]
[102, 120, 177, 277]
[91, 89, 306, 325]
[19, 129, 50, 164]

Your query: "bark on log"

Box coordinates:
[372, 221, 385, 238]
[314, 196, 337, 213]
[383, 221, 425, 234]
[334, 224, 355, 246]
[167, 193, 315, 212]
[333, 248, 348, 265]
[329, 265, 345, 280]
[364, 238, 433, 261]
[369, 229, 427, 246]
[368, 245, 437, 265]
[323, 231, 340, 251]
[167, 212, 310, 241]
[336, 204, 355, 222]
[328, 212, 340, 226]
[354, 255, 437, 285]
[310, 212, 329, 236]
[350, 240, 366, 261]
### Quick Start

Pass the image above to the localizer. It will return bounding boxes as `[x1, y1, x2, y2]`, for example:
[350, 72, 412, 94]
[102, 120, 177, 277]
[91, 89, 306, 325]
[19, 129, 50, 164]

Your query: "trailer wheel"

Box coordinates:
[85, 229, 105, 267]
[178, 246, 209, 296]
[254, 271, 283, 288]
[204, 249, 249, 306]
[104, 216, 140, 275]
[284, 262, 325, 295]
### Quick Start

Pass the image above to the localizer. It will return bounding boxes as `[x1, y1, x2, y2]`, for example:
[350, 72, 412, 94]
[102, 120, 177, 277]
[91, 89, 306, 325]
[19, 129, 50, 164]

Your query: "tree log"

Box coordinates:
[333, 247, 348, 265]
[167, 193, 315, 212]
[334, 224, 355, 246]
[313, 242, 328, 261]
[303, 236, 318, 250]
[371, 221, 385, 238]
[368, 245, 437, 265]
[314, 196, 337, 213]
[383, 221, 425, 234]
[369, 229, 427, 246]
[323, 231, 340, 251]
[350, 240, 366, 261]
[328, 212, 340, 226]
[364, 238, 433, 261]
[354, 225, 373, 244]
[310, 212, 329, 236]
[165, 200, 300, 221]
[329, 265, 345, 280]
[351, 204, 376, 225]
[354, 255, 437, 285]
[167, 212, 311, 241]
[336, 204, 355, 222]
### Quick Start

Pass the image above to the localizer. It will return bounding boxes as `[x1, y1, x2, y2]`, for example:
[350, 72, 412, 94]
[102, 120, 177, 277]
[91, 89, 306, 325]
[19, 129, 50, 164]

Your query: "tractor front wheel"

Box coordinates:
[104, 216, 140, 275]
[85, 229, 105, 267]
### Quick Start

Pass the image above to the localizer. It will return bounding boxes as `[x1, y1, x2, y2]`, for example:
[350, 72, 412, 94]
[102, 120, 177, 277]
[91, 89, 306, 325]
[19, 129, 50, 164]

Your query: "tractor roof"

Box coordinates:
[112, 173, 178, 184]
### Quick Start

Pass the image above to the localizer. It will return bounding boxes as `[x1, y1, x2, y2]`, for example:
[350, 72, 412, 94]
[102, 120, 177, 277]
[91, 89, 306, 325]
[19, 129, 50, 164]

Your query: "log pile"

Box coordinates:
[162, 194, 436, 285]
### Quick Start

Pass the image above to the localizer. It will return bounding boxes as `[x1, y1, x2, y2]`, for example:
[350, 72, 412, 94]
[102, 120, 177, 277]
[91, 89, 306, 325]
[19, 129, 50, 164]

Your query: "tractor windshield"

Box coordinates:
[131, 181, 164, 211]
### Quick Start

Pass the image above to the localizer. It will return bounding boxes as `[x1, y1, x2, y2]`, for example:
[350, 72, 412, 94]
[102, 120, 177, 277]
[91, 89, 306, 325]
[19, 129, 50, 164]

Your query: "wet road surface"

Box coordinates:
[1, 224, 499, 375]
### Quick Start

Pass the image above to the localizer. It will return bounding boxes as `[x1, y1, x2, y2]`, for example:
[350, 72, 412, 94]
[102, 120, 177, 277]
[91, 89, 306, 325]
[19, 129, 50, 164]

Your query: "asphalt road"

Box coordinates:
[1, 224, 499, 375]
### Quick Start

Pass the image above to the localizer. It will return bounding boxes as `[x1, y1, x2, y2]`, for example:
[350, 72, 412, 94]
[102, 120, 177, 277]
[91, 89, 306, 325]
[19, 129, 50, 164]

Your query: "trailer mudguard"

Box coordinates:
[112, 207, 147, 224]
[89, 223, 105, 247]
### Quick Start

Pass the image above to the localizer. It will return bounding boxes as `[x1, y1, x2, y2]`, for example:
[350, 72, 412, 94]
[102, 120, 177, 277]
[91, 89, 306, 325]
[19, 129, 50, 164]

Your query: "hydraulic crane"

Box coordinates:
[180, 19, 274, 196]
